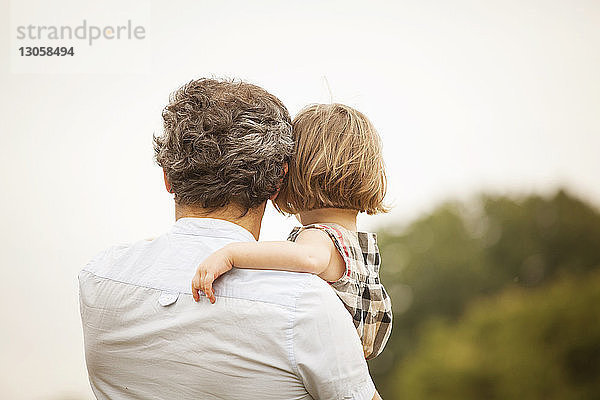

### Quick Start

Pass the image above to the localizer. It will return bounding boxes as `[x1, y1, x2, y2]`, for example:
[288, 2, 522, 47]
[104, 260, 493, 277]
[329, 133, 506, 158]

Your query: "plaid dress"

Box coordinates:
[288, 223, 393, 360]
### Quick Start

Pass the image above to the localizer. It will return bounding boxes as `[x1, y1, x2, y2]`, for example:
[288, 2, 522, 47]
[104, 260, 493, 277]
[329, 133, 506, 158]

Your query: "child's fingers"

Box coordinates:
[200, 271, 208, 293]
[192, 269, 219, 304]
[201, 274, 217, 304]
[191, 274, 201, 302]
[206, 287, 216, 304]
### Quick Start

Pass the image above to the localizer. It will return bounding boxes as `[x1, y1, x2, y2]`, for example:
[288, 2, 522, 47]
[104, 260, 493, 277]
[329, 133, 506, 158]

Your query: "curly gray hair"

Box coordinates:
[153, 78, 293, 212]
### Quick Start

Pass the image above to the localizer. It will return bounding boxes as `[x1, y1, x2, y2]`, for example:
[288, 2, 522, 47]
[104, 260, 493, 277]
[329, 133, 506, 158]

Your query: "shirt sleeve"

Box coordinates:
[292, 276, 376, 400]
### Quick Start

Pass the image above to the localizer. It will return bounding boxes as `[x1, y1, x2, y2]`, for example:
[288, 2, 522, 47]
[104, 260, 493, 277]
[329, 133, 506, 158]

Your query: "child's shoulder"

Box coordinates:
[288, 223, 377, 251]
[288, 223, 380, 279]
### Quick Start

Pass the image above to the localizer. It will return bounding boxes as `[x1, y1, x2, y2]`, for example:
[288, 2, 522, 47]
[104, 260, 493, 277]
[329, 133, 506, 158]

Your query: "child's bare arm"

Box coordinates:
[191, 229, 345, 303]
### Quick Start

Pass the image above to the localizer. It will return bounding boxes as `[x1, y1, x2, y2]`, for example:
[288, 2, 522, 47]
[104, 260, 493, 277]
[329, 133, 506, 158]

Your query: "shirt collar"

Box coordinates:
[170, 217, 256, 243]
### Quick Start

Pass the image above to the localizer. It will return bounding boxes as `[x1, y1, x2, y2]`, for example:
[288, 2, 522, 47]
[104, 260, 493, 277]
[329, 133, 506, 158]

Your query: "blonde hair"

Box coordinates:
[275, 103, 388, 215]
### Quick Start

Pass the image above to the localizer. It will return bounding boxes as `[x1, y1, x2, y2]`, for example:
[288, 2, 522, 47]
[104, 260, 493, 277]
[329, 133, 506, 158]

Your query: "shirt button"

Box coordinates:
[158, 291, 179, 306]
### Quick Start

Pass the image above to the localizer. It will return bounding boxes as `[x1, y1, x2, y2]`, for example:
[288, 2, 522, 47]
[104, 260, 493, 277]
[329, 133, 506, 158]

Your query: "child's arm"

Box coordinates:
[191, 229, 346, 303]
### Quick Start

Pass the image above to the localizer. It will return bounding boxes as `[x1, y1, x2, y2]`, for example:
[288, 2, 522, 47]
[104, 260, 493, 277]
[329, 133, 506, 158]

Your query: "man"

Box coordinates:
[79, 78, 380, 399]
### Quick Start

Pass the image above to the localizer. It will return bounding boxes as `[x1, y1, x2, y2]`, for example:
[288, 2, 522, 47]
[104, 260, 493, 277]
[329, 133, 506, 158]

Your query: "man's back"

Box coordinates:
[79, 218, 375, 399]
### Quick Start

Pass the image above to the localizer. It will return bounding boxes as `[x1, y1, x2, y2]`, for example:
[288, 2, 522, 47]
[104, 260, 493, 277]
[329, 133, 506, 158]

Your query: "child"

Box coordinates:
[191, 103, 392, 360]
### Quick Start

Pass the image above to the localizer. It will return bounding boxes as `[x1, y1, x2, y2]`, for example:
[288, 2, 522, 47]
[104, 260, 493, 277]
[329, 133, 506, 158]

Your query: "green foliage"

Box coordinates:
[393, 271, 600, 400]
[370, 190, 600, 399]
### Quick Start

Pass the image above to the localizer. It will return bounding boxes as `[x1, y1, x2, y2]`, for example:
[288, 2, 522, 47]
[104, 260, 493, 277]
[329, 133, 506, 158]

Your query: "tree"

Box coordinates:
[369, 190, 600, 398]
[392, 271, 600, 399]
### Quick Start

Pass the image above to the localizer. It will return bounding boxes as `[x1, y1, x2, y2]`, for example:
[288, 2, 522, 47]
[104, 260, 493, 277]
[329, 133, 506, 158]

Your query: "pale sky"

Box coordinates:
[1, 0, 599, 398]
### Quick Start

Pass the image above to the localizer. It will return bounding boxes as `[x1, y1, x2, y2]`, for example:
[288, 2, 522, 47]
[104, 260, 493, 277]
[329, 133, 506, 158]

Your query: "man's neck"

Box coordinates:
[174, 202, 265, 241]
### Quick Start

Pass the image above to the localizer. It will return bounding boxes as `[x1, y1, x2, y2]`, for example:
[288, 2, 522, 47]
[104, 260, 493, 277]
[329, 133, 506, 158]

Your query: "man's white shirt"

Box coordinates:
[79, 217, 375, 399]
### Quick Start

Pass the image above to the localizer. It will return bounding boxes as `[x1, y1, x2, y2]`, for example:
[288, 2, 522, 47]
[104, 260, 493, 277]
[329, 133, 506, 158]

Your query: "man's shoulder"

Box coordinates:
[78, 237, 338, 310]
[80, 239, 142, 273]
[80, 243, 124, 272]
[215, 268, 336, 309]
[78, 237, 164, 284]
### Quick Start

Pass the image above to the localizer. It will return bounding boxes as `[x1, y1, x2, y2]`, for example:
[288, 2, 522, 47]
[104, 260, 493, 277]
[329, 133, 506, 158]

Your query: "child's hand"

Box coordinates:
[191, 248, 234, 304]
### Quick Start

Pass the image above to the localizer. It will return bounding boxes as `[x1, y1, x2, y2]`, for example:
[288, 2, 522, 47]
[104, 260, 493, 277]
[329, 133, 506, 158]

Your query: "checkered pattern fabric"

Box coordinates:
[288, 223, 393, 360]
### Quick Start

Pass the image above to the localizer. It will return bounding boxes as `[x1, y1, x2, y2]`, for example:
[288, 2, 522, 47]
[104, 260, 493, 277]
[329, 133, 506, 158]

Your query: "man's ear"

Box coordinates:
[269, 163, 288, 201]
[163, 169, 174, 193]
